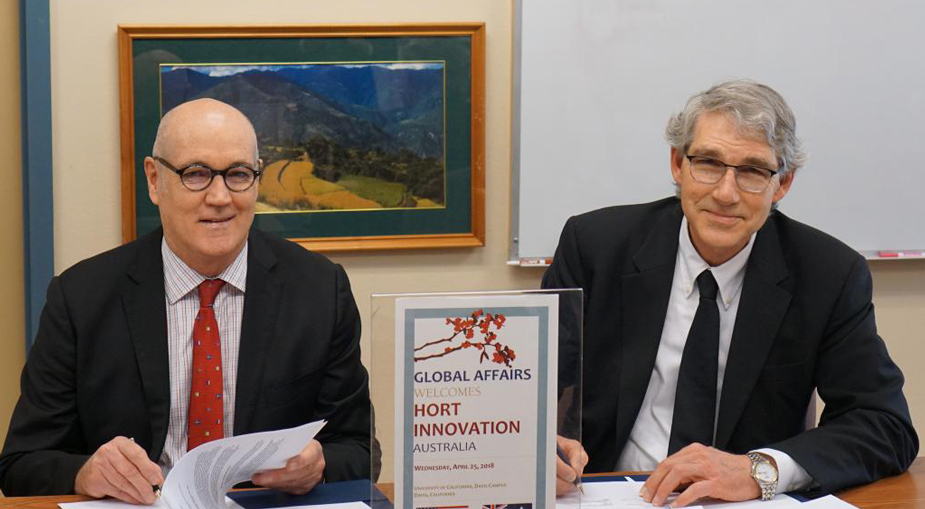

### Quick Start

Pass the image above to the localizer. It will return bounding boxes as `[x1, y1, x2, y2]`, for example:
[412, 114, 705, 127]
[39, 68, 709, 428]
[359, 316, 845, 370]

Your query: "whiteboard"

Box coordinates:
[512, 0, 925, 261]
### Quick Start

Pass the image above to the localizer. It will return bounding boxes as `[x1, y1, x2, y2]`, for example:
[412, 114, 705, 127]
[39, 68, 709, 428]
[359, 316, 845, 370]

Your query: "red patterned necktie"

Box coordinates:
[187, 278, 226, 452]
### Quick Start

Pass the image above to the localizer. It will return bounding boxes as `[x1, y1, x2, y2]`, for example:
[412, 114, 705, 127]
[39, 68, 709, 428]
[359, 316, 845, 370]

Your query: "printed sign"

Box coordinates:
[394, 295, 558, 509]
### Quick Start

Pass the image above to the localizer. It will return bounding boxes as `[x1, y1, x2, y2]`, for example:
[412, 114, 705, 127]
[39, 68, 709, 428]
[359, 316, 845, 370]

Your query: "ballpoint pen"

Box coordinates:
[129, 437, 162, 497]
[556, 444, 584, 494]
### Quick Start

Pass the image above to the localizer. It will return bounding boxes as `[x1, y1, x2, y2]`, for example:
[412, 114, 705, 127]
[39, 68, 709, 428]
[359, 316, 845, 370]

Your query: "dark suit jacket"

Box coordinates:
[0, 228, 373, 496]
[542, 197, 918, 496]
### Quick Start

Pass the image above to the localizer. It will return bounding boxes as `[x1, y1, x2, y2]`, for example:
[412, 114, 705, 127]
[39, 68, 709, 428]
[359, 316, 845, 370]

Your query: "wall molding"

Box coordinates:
[20, 0, 54, 351]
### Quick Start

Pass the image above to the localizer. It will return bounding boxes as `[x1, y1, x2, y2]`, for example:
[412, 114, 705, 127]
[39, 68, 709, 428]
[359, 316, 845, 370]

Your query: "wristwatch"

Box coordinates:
[747, 452, 779, 501]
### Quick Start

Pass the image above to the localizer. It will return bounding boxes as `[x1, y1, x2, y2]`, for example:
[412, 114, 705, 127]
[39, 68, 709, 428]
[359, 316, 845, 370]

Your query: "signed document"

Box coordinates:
[394, 294, 559, 509]
[556, 479, 804, 509]
[60, 420, 326, 509]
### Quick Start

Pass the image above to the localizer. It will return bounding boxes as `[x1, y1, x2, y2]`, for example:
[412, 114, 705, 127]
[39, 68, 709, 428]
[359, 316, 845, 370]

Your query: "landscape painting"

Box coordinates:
[159, 62, 447, 212]
[121, 24, 484, 251]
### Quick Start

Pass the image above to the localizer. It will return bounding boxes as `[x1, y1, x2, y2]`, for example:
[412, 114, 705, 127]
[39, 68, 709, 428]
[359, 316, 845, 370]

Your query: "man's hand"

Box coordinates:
[74, 436, 164, 505]
[639, 444, 760, 507]
[252, 439, 325, 495]
[555, 435, 588, 497]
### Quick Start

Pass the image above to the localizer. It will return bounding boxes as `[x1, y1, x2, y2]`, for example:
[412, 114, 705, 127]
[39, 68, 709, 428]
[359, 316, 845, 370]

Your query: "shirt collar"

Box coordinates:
[677, 216, 754, 310]
[162, 238, 248, 305]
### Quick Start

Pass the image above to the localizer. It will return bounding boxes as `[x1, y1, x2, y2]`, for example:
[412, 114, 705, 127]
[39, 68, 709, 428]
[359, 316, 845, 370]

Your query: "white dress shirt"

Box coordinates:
[158, 239, 248, 471]
[615, 217, 811, 492]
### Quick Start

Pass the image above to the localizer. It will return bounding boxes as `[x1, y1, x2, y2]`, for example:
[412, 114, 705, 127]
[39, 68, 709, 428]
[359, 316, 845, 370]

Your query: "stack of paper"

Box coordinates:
[555, 480, 858, 509]
[59, 420, 325, 509]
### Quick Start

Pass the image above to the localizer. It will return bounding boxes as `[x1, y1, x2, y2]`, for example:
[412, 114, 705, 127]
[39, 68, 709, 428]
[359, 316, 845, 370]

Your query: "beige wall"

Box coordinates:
[0, 0, 25, 458]
[867, 260, 925, 432]
[5, 0, 915, 481]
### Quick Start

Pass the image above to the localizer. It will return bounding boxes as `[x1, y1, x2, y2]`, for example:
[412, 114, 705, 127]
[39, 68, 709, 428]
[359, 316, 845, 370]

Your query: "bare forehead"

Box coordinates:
[156, 99, 256, 157]
[692, 112, 772, 148]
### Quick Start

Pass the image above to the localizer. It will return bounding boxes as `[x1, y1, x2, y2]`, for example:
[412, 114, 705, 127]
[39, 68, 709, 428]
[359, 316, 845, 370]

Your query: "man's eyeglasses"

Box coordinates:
[153, 156, 261, 192]
[685, 154, 779, 193]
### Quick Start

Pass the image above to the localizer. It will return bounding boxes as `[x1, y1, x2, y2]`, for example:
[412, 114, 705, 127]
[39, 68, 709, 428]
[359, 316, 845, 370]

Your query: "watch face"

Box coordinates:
[755, 462, 778, 483]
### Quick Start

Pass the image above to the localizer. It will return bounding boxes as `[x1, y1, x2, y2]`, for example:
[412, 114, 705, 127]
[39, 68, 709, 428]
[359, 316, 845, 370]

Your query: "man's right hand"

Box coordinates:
[555, 435, 588, 496]
[74, 436, 164, 505]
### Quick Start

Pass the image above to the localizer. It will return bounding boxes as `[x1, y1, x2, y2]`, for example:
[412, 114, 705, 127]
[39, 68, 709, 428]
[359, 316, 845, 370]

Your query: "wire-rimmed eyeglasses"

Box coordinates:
[685, 154, 779, 193]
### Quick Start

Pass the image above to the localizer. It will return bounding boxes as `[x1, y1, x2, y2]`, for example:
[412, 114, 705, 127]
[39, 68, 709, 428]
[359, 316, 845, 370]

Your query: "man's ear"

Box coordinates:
[144, 156, 160, 206]
[670, 147, 683, 185]
[773, 170, 795, 204]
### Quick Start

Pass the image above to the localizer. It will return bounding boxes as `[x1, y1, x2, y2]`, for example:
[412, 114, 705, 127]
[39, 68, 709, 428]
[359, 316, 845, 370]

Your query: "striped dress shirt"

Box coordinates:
[158, 239, 248, 471]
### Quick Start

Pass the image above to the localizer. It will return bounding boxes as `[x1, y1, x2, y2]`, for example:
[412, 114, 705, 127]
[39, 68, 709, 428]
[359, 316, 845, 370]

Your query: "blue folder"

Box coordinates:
[228, 479, 391, 509]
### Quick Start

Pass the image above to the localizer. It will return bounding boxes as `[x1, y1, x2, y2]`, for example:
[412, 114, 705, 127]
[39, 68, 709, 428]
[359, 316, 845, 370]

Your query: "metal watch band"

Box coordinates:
[760, 481, 775, 501]
[747, 452, 779, 501]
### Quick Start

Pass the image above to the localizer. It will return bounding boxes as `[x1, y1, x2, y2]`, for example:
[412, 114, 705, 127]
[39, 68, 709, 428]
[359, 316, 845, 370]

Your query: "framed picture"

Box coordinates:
[118, 24, 485, 252]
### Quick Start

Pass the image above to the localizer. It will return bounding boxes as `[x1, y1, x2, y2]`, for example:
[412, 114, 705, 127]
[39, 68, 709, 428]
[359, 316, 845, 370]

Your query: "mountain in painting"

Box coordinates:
[160, 65, 444, 158]
[160, 68, 223, 112]
[194, 70, 403, 154]
[276, 65, 444, 158]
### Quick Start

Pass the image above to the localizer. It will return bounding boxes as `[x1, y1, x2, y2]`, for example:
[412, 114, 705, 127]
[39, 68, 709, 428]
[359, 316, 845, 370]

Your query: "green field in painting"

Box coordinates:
[337, 175, 406, 208]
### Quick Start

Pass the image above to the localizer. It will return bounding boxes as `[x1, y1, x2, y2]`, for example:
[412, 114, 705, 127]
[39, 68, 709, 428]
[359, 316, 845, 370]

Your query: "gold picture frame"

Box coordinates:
[119, 24, 485, 252]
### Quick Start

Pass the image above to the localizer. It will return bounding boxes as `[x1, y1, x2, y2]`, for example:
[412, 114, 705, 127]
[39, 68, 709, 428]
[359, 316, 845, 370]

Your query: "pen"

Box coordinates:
[556, 444, 584, 494]
[129, 437, 162, 497]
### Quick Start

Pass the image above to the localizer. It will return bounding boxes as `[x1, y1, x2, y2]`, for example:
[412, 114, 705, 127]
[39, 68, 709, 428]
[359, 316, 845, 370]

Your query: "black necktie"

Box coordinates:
[668, 270, 720, 455]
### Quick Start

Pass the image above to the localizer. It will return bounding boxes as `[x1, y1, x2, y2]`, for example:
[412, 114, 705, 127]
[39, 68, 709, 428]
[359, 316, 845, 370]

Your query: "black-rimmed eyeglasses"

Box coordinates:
[153, 156, 261, 192]
[685, 154, 779, 193]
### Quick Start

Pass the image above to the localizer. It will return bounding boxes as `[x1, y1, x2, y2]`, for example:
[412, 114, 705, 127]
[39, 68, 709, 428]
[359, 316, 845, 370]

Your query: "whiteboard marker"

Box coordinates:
[877, 251, 925, 258]
[519, 258, 553, 266]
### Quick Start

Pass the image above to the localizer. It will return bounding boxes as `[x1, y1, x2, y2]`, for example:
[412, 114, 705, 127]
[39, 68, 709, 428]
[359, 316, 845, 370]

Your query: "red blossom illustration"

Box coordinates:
[414, 309, 515, 366]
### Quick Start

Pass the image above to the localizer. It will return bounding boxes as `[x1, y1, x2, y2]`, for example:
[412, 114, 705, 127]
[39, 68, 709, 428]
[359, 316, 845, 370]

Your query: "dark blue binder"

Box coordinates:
[228, 479, 391, 509]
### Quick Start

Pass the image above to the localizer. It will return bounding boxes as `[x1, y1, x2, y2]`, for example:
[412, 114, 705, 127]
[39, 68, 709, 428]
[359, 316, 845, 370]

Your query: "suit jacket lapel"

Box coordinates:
[122, 229, 170, 461]
[233, 231, 283, 434]
[615, 206, 683, 450]
[715, 215, 791, 449]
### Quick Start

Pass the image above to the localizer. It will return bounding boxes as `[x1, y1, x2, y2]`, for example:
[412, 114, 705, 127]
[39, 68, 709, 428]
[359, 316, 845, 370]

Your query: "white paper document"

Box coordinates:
[556, 481, 801, 509]
[275, 503, 371, 509]
[58, 496, 241, 509]
[60, 420, 326, 509]
[556, 481, 700, 509]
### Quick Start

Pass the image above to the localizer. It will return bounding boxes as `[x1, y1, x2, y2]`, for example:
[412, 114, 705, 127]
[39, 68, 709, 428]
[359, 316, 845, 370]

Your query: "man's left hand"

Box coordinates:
[639, 443, 760, 507]
[252, 439, 325, 495]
